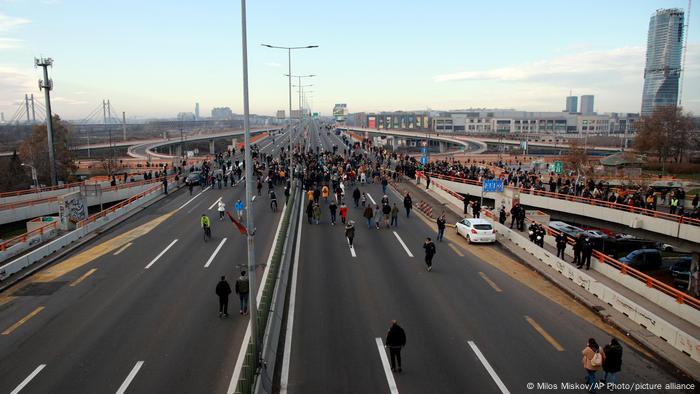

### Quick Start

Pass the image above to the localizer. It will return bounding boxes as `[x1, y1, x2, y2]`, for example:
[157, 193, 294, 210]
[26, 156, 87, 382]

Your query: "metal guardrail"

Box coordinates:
[421, 171, 700, 227]
[0, 221, 59, 252]
[235, 180, 297, 394]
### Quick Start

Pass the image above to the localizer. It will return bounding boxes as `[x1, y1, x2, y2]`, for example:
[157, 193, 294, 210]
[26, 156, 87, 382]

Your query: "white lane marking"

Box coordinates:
[144, 239, 178, 269]
[374, 338, 399, 394]
[228, 190, 292, 394]
[10, 364, 46, 394]
[366, 192, 376, 205]
[113, 242, 132, 256]
[279, 194, 305, 393]
[115, 361, 144, 394]
[208, 196, 223, 210]
[392, 231, 414, 257]
[204, 238, 227, 268]
[348, 238, 356, 258]
[468, 341, 510, 394]
[178, 186, 211, 210]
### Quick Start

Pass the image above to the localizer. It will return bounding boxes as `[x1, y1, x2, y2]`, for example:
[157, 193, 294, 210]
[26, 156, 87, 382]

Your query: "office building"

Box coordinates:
[211, 107, 234, 120]
[565, 96, 578, 113]
[276, 110, 286, 119]
[177, 112, 195, 121]
[641, 8, 684, 117]
[580, 95, 595, 115]
[333, 104, 348, 122]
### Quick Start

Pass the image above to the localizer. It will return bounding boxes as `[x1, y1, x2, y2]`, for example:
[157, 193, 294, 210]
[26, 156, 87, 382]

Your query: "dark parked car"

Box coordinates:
[185, 171, 203, 186]
[669, 257, 692, 288]
[619, 249, 663, 271]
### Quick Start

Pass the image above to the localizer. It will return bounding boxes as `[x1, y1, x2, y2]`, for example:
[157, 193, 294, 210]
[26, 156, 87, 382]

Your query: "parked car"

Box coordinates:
[618, 249, 663, 271]
[669, 256, 692, 288]
[456, 218, 496, 244]
[185, 171, 203, 186]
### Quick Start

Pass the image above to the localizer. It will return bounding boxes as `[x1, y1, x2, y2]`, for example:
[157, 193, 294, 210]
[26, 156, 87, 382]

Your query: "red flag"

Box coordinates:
[226, 211, 248, 235]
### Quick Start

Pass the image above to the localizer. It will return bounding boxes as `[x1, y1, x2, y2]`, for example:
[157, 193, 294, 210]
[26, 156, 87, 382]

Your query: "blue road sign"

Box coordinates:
[420, 156, 428, 165]
[420, 147, 428, 154]
[482, 179, 504, 193]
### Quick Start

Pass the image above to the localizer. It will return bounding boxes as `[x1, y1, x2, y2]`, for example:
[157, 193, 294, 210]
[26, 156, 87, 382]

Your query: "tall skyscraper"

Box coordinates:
[580, 95, 594, 115]
[195, 102, 200, 120]
[565, 96, 578, 113]
[641, 8, 684, 117]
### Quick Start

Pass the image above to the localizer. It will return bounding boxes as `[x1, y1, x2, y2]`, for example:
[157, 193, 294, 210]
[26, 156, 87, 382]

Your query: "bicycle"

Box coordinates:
[203, 226, 211, 242]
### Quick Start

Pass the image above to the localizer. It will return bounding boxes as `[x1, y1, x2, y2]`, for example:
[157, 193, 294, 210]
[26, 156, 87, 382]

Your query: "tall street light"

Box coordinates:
[293, 84, 313, 118]
[240, 0, 259, 381]
[261, 44, 318, 165]
[21, 163, 39, 189]
[286, 74, 315, 119]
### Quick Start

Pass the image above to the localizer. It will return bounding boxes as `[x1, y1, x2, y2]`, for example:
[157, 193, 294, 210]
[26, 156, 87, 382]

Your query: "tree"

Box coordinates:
[634, 106, 695, 163]
[0, 151, 32, 192]
[18, 115, 77, 185]
[565, 138, 588, 177]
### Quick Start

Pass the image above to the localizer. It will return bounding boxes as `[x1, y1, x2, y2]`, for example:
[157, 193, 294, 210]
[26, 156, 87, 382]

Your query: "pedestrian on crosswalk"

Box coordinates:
[423, 237, 436, 271]
[385, 320, 406, 373]
[345, 221, 355, 247]
[215, 276, 232, 318]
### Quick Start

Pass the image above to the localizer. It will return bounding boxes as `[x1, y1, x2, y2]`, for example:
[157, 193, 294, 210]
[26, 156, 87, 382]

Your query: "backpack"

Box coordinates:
[591, 350, 602, 367]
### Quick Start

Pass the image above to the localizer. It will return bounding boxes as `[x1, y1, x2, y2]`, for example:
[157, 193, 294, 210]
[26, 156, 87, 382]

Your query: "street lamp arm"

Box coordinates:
[261, 44, 319, 50]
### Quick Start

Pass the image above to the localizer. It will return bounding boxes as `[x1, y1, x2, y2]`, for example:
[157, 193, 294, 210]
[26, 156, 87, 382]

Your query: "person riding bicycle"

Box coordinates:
[201, 213, 211, 240]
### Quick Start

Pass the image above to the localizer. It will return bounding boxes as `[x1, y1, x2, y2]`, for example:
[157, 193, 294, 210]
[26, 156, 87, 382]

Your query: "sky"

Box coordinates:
[0, 0, 699, 120]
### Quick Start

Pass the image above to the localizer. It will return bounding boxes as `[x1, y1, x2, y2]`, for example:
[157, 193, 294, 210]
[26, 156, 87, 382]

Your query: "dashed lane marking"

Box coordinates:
[468, 341, 510, 394]
[69, 268, 97, 287]
[448, 243, 464, 257]
[115, 361, 144, 394]
[208, 196, 222, 210]
[365, 192, 376, 205]
[113, 242, 132, 256]
[2, 306, 45, 336]
[392, 231, 414, 258]
[178, 186, 211, 210]
[9, 364, 46, 394]
[144, 239, 178, 269]
[525, 315, 565, 351]
[204, 238, 227, 268]
[374, 337, 400, 394]
[478, 272, 502, 293]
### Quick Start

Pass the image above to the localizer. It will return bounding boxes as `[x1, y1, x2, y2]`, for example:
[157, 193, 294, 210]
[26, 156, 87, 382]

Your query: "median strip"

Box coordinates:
[525, 315, 565, 351]
[70, 268, 97, 287]
[2, 306, 45, 336]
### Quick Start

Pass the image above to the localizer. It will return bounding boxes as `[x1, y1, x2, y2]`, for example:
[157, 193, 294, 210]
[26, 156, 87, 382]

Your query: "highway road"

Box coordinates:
[0, 126, 302, 394]
[281, 121, 692, 393]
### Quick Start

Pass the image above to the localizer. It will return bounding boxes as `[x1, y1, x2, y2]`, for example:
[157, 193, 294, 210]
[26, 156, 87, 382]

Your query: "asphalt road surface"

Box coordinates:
[0, 126, 301, 394]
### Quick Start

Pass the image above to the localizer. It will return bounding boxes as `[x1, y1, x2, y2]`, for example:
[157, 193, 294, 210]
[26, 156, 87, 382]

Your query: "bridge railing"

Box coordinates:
[0, 221, 59, 252]
[0, 181, 85, 199]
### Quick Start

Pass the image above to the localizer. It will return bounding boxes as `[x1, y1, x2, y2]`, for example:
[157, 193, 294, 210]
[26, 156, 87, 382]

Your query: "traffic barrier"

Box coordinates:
[0, 176, 177, 283]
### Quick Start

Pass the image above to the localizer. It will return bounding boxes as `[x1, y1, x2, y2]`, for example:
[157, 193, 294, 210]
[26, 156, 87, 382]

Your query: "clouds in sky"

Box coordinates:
[0, 13, 29, 33]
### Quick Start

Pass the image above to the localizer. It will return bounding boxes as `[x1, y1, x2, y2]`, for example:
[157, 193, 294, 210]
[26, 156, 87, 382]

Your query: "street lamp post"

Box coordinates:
[261, 44, 318, 166]
[21, 163, 39, 189]
[286, 74, 315, 118]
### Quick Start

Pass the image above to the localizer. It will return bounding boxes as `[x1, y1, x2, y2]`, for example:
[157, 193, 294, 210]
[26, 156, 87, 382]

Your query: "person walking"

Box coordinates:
[403, 193, 413, 218]
[321, 184, 330, 202]
[358, 203, 371, 228]
[345, 220, 355, 247]
[385, 320, 406, 373]
[235, 199, 245, 221]
[381, 177, 388, 195]
[425, 174, 431, 190]
[352, 188, 361, 208]
[339, 202, 348, 224]
[423, 237, 436, 272]
[436, 213, 446, 242]
[215, 275, 232, 318]
[329, 200, 338, 226]
[581, 338, 604, 393]
[390, 203, 399, 227]
[313, 202, 322, 224]
[235, 271, 250, 315]
[602, 338, 623, 385]
[555, 232, 567, 260]
[306, 200, 314, 224]
[217, 201, 226, 220]
[382, 203, 391, 228]
[374, 204, 383, 229]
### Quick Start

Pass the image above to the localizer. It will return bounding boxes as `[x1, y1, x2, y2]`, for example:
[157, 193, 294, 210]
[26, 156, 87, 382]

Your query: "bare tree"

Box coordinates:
[18, 115, 77, 184]
[565, 138, 588, 177]
[634, 106, 695, 163]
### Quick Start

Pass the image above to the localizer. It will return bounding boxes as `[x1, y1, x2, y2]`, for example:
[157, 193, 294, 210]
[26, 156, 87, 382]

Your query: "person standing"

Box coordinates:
[374, 204, 383, 229]
[385, 320, 407, 373]
[215, 276, 232, 318]
[498, 206, 507, 225]
[602, 338, 622, 384]
[390, 203, 399, 227]
[463, 197, 470, 215]
[581, 338, 604, 393]
[345, 220, 355, 247]
[352, 187, 361, 208]
[235, 271, 250, 315]
[555, 232, 567, 261]
[382, 203, 391, 228]
[329, 200, 338, 226]
[573, 234, 583, 267]
[403, 193, 413, 218]
[693, 194, 699, 210]
[313, 202, 321, 224]
[306, 200, 314, 224]
[509, 204, 520, 229]
[436, 213, 446, 242]
[425, 174, 431, 190]
[363, 205, 374, 229]
[580, 237, 593, 270]
[217, 201, 226, 220]
[339, 202, 348, 224]
[381, 177, 389, 195]
[423, 237, 436, 272]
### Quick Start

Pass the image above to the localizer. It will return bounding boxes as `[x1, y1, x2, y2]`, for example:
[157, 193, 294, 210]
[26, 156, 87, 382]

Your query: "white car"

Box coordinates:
[456, 218, 496, 244]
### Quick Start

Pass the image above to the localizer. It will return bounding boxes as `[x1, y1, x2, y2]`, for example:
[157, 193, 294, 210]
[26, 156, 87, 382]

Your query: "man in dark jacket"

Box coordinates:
[555, 232, 567, 260]
[436, 213, 446, 242]
[573, 234, 583, 267]
[423, 237, 436, 272]
[385, 320, 406, 373]
[235, 271, 250, 315]
[403, 193, 413, 218]
[580, 237, 593, 270]
[216, 276, 232, 318]
[602, 338, 623, 384]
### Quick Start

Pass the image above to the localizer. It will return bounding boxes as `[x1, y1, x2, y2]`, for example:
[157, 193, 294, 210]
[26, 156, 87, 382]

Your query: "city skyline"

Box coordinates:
[0, 0, 699, 120]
